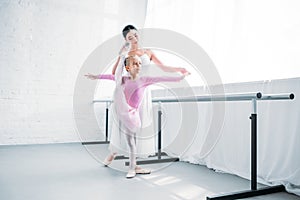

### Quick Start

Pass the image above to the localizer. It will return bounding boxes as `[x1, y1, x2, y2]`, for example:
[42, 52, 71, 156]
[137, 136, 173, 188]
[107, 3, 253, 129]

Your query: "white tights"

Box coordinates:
[124, 129, 137, 170]
[108, 125, 138, 171]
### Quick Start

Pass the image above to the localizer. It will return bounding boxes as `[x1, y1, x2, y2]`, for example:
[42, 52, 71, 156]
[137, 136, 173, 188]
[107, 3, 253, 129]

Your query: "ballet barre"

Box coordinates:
[152, 92, 262, 102]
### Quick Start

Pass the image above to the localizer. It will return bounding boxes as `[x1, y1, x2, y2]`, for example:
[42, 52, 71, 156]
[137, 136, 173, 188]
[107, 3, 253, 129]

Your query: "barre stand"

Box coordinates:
[82, 100, 112, 145]
[207, 93, 294, 200]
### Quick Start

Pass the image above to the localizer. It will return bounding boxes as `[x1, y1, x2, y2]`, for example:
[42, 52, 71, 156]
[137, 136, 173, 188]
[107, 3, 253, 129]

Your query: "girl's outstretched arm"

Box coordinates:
[85, 73, 115, 81]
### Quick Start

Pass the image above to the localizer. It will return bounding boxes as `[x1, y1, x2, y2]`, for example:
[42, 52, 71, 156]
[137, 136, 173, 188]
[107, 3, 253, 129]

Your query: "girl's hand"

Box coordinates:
[84, 73, 98, 80]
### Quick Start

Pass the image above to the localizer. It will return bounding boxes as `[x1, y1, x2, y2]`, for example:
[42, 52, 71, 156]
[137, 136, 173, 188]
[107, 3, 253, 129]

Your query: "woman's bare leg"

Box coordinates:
[104, 152, 117, 166]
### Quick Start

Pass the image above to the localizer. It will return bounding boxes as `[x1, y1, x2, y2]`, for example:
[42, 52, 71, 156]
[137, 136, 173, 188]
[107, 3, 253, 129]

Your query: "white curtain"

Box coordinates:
[145, 0, 300, 84]
[146, 0, 300, 196]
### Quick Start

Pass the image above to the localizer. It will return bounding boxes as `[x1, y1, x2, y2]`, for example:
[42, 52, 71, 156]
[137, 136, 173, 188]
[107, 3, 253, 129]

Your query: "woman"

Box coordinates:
[113, 25, 188, 75]
[107, 25, 189, 168]
[86, 55, 189, 178]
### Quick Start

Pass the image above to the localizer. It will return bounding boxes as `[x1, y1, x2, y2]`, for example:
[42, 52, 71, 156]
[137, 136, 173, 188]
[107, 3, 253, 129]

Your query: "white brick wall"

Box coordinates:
[0, 0, 146, 144]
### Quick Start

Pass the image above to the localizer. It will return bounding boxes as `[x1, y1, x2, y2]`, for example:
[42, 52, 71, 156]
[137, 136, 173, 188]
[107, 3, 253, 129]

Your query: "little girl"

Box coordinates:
[85, 55, 189, 178]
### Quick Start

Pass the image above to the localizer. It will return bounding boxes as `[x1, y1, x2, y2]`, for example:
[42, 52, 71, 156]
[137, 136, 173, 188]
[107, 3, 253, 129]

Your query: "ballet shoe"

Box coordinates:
[135, 166, 151, 174]
[126, 170, 136, 179]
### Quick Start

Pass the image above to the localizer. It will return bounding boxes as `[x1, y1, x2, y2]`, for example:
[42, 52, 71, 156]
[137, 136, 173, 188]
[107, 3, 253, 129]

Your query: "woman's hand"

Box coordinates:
[177, 67, 189, 75]
[182, 71, 191, 77]
[84, 73, 99, 80]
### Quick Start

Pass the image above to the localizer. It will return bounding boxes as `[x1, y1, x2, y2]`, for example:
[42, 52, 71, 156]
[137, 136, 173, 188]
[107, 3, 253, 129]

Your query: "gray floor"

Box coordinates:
[0, 143, 299, 200]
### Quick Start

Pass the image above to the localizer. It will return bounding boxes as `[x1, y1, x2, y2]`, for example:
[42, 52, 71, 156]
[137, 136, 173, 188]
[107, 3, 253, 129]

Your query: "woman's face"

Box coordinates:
[125, 29, 139, 45]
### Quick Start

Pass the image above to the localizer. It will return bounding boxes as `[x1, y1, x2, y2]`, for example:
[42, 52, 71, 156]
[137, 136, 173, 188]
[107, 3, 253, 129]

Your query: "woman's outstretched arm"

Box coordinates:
[143, 72, 190, 86]
[148, 49, 189, 74]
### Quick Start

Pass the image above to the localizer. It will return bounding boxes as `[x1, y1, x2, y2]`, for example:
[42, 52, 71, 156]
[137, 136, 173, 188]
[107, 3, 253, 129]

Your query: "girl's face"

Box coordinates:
[125, 29, 139, 45]
[127, 57, 141, 76]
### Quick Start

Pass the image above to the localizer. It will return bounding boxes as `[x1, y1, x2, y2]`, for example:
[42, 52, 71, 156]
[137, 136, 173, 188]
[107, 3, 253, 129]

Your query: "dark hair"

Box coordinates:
[122, 25, 137, 38]
[124, 57, 128, 67]
[124, 57, 130, 71]
[124, 56, 132, 69]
